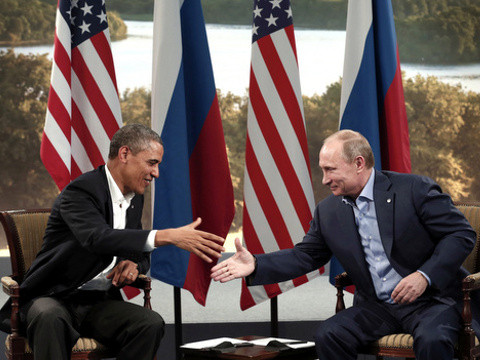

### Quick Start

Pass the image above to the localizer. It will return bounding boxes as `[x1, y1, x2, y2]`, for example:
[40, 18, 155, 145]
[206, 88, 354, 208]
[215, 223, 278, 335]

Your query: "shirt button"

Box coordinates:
[376, 257, 381, 261]
[369, 236, 372, 240]
[382, 278, 387, 282]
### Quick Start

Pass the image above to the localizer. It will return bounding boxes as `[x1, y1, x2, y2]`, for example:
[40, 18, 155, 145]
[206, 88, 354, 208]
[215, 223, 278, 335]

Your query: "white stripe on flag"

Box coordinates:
[71, 70, 112, 161]
[55, 9, 71, 57]
[339, 0, 373, 121]
[252, 44, 314, 208]
[247, 103, 306, 241]
[270, 30, 305, 121]
[78, 36, 122, 126]
[152, 0, 183, 134]
[71, 129, 94, 173]
[44, 110, 71, 167]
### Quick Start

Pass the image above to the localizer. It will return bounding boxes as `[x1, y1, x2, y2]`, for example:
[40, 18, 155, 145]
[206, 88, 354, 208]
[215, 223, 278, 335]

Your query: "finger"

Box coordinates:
[234, 237, 243, 252]
[190, 217, 202, 229]
[193, 248, 213, 263]
[197, 231, 225, 245]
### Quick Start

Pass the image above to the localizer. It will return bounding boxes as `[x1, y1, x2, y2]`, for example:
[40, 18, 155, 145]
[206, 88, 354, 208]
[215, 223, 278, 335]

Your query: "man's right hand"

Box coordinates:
[155, 217, 225, 263]
[211, 238, 255, 282]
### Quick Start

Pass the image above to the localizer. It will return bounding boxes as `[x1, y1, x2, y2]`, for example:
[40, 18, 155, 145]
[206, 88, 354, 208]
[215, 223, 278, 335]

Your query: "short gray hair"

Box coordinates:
[324, 130, 375, 168]
[108, 124, 162, 159]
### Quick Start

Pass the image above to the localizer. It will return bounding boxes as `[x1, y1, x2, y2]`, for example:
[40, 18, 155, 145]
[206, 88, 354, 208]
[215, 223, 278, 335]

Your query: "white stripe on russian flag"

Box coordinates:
[339, 0, 373, 122]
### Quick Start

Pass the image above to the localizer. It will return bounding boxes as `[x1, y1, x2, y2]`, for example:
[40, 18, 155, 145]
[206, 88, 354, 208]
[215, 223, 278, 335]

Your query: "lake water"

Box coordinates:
[3, 21, 480, 96]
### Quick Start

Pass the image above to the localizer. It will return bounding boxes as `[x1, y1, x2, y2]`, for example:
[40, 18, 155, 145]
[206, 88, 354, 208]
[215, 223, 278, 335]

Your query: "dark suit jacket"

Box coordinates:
[1, 166, 152, 332]
[251, 170, 477, 320]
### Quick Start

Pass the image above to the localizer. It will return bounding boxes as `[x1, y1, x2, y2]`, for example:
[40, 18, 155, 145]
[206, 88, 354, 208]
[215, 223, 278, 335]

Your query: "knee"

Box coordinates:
[414, 330, 455, 356]
[27, 298, 71, 331]
[137, 310, 165, 339]
[314, 320, 343, 345]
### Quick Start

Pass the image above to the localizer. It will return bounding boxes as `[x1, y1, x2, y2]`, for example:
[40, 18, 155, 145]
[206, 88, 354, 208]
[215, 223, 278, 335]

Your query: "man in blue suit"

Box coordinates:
[212, 129, 476, 360]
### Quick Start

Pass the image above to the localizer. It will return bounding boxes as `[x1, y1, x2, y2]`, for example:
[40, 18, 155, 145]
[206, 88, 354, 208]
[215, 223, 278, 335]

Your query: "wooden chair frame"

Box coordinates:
[334, 202, 480, 360]
[0, 209, 153, 360]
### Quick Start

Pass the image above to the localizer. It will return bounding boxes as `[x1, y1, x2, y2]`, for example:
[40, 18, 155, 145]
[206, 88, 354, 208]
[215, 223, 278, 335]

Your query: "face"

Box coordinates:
[319, 139, 365, 198]
[120, 141, 164, 195]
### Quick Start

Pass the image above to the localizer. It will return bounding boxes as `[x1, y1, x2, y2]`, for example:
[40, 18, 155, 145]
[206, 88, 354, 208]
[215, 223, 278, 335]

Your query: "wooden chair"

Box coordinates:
[0, 209, 153, 360]
[334, 202, 480, 360]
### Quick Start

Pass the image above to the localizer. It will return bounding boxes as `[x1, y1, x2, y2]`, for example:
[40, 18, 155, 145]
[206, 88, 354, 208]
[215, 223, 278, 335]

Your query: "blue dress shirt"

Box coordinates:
[343, 170, 404, 302]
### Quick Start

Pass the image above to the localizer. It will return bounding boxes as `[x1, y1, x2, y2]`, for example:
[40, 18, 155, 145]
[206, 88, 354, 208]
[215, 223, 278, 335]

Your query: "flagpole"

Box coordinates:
[270, 297, 278, 337]
[174, 286, 183, 360]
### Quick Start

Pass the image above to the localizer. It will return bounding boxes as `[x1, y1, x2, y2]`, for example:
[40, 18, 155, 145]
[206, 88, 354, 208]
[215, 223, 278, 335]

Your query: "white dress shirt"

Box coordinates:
[79, 166, 156, 290]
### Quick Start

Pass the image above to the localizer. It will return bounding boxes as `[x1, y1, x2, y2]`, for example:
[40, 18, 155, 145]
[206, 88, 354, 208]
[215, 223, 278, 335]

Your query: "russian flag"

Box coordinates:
[150, 0, 235, 305]
[331, 0, 411, 286]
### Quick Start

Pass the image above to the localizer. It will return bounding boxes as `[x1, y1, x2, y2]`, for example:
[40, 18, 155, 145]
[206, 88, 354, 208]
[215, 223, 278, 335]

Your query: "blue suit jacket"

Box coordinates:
[251, 170, 476, 308]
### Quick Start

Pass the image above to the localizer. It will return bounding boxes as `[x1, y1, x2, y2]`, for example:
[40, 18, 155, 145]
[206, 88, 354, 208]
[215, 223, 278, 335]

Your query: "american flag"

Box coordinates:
[240, 0, 321, 310]
[40, 0, 122, 191]
[40, 1, 139, 300]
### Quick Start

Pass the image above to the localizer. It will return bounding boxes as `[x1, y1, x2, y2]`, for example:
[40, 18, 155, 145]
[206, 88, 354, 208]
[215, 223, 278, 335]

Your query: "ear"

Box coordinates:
[354, 156, 366, 171]
[118, 146, 129, 163]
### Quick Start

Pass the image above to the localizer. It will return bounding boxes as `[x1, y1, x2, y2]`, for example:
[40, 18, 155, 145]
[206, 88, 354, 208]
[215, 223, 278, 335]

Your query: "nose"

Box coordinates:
[152, 165, 160, 179]
[322, 173, 330, 186]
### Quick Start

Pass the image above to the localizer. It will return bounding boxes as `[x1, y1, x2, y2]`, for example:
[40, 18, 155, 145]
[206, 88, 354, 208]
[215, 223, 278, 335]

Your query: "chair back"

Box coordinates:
[456, 202, 480, 274]
[0, 210, 50, 283]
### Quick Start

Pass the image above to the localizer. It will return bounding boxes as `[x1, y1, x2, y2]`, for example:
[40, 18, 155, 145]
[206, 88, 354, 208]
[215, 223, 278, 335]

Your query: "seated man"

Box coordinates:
[212, 129, 477, 360]
[3, 124, 225, 360]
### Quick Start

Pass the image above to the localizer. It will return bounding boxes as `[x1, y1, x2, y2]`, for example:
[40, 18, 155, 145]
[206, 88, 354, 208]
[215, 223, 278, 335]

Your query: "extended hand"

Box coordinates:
[211, 238, 255, 283]
[391, 271, 428, 304]
[107, 260, 139, 287]
[155, 217, 225, 263]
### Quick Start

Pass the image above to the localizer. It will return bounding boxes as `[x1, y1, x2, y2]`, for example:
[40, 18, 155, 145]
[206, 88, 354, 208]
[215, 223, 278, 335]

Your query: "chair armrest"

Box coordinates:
[129, 274, 152, 310]
[463, 272, 480, 292]
[334, 272, 352, 313]
[335, 272, 353, 288]
[2, 276, 18, 296]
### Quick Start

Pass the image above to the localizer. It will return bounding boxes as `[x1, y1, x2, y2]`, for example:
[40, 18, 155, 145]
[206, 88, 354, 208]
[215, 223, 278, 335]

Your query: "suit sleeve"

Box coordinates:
[60, 181, 151, 259]
[414, 176, 476, 291]
[250, 204, 332, 285]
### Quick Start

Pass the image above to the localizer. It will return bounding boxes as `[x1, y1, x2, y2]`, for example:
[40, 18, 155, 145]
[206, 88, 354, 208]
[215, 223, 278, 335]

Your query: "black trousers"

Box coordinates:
[314, 297, 461, 360]
[23, 289, 165, 360]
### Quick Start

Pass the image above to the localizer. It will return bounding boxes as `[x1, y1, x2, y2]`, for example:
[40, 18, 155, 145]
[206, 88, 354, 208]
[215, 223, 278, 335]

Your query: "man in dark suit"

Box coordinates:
[16, 124, 225, 359]
[211, 129, 476, 360]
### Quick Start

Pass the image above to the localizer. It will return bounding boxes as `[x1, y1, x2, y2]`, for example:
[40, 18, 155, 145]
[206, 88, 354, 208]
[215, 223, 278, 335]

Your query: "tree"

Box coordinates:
[0, 50, 58, 209]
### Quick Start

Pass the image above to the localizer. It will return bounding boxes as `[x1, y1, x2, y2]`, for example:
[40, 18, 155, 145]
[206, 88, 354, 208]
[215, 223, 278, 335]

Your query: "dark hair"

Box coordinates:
[324, 130, 375, 168]
[108, 124, 162, 159]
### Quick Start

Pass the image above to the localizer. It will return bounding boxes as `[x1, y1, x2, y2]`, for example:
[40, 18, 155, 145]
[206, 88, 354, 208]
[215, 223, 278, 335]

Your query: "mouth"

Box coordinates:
[144, 178, 152, 186]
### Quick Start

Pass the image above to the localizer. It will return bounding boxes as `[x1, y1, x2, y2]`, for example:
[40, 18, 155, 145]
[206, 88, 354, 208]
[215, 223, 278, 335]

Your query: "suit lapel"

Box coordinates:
[374, 171, 395, 258]
[335, 200, 375, 294]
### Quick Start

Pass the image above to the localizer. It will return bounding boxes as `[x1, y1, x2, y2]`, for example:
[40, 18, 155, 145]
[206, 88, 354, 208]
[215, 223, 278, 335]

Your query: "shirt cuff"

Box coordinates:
[417, 270, 431, 286]
[144, 230, 157, 252]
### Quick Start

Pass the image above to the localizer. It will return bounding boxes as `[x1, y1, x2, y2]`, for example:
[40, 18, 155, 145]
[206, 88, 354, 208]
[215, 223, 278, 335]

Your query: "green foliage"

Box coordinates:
[0, 50, 58, 209]
[0, 0, 55, 44]
[108, 11, 128, 41]
[396, 6, 480, 64]
[0, 0, 127, 45]
[2, 51, 480, 230]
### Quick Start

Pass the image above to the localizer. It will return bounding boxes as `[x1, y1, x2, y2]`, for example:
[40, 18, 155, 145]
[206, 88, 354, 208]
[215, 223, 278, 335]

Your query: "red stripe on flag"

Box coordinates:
[40, 134, 71, 190]
[380, 47, 411, 173]
[53, 30, 71, 87]
[47, 87, 71, 139]
[71, 101, 105, 168]
[249, 71, 312, 232]
[91, 31, 119, 95]
[284, 25, 298, 62]
[257, 34, 310, 169]
[71, 46, 119, 139]
[245, 137, 293, 250]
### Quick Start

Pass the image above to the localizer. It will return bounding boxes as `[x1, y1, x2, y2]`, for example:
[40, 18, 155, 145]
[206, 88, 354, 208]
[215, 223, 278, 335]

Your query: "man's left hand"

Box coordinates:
[107, 260, 139, 287]
[391, 271, 428, 304]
